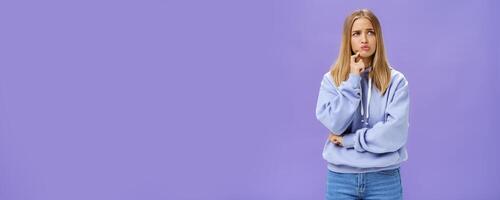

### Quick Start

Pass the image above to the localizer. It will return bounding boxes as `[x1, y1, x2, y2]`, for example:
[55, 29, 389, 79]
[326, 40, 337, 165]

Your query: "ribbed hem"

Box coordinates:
[327, 162, 401, 174]
[346, 74, 361, 89]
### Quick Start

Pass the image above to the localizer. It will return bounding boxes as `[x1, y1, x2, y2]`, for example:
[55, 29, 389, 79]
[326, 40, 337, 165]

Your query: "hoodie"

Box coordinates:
[315, 67, 410, 173]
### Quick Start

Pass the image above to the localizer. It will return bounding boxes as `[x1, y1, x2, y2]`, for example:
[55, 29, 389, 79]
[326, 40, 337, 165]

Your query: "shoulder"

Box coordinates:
[321, 71, 335, 85]
[322, 71, 332, 80]
[387, 66, 409, 96]
[319, 71, 342, 92]
[389, 66, 408, 86]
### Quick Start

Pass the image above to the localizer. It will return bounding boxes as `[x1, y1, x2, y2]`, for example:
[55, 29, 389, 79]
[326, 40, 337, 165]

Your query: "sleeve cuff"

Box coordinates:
[346, 74, 361, 90]
[342, 133, 356, 148]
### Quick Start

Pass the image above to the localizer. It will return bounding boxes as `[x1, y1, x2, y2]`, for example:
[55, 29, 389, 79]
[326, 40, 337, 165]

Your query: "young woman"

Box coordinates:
[315, 9, 410, 200]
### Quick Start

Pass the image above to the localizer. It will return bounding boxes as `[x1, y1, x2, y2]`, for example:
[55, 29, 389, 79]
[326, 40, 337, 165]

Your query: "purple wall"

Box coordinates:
[1, 0, 499, 199]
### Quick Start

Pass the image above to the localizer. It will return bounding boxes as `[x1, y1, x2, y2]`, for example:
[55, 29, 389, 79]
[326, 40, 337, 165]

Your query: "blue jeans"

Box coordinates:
[326, 168, 402, 200]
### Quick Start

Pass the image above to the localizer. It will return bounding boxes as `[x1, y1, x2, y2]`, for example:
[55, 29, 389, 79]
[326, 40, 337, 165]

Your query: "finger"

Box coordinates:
[351, 51, 358, 58]
[353, 52, 360, 63]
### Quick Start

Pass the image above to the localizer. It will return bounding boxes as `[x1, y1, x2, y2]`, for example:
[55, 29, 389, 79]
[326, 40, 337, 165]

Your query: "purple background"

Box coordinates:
[1, 0, 499, 199]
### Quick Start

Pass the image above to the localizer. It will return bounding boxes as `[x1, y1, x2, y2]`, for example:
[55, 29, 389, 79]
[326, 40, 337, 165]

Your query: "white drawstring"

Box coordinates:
[360, 76, 372, 126]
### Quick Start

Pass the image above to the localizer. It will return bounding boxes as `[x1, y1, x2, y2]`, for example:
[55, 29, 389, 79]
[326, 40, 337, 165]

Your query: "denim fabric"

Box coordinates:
[326, 168, 402, 200]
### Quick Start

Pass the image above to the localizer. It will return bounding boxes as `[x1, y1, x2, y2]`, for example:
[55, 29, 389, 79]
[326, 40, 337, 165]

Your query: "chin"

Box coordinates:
[360, 52, 374, 58]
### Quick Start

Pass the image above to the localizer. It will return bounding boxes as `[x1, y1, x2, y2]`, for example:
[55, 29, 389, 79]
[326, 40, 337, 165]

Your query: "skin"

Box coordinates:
[330, 17, 377, 146]
[350, 17, 377, 75]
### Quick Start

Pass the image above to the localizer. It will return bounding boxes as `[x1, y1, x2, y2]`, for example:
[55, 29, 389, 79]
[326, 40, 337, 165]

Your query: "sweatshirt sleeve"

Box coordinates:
[342, 76, 410, 153]
[315, 73, 362, 135]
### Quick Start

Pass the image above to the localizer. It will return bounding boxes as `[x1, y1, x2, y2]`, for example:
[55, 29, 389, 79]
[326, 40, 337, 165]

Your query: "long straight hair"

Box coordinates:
[330, 9, 391, 95]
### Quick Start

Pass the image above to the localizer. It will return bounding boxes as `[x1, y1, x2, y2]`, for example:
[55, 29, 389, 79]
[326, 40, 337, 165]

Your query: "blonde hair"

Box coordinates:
[330, 9, 391, 95]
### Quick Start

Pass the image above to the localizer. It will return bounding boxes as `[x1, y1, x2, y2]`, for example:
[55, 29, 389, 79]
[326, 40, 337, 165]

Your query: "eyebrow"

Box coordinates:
[352, 28, 375, 32]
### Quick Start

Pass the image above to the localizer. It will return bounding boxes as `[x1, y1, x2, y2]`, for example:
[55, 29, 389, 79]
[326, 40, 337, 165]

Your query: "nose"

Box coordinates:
[361, 33, 368, 43]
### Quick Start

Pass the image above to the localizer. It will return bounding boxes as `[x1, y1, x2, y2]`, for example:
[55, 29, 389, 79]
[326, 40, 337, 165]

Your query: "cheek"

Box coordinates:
[369, 38, 377, 47]
[351, 39, 359, 48]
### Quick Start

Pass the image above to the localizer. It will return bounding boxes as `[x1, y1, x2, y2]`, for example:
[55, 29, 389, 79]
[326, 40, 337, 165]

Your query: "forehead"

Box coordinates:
[351, 17, 373, 30]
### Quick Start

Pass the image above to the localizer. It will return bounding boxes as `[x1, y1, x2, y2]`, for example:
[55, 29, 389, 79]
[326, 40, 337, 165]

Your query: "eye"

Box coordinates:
[368, 31, 375, 35]
[352, 32, 360, 36]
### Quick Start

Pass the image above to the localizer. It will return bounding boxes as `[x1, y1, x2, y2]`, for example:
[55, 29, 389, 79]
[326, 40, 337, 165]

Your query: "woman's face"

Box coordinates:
[351, 17, 377, 58]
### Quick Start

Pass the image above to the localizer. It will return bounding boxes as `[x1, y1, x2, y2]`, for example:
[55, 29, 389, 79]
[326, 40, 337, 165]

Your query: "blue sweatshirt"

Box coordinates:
[315, 67, 410, 173]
